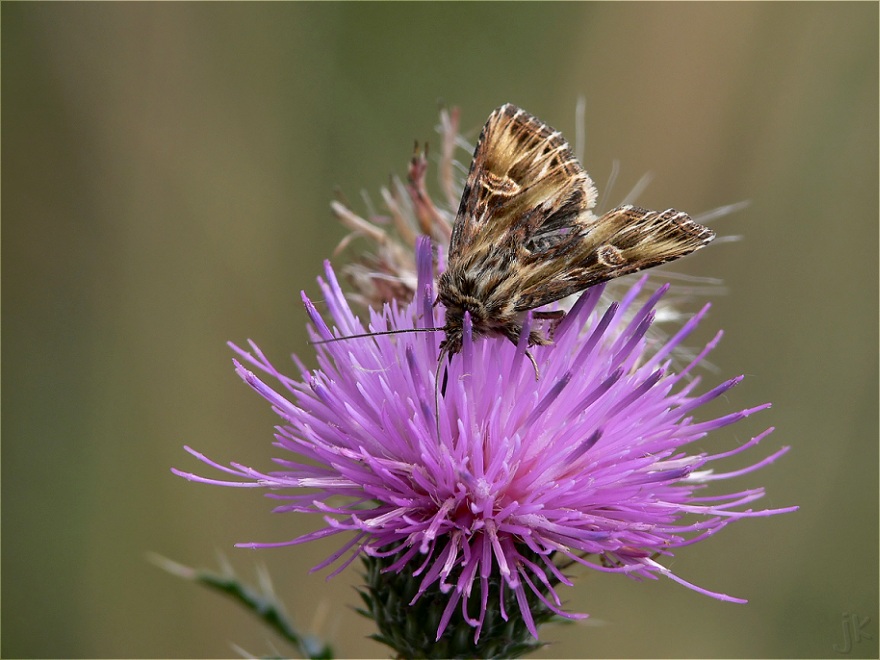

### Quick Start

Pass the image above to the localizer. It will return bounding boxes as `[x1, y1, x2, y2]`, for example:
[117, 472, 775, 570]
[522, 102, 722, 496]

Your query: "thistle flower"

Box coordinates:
[174, 238, 795, 657]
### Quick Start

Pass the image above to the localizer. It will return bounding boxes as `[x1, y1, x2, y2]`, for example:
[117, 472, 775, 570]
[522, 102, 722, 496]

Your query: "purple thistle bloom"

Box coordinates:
[175, 237, 795, 646]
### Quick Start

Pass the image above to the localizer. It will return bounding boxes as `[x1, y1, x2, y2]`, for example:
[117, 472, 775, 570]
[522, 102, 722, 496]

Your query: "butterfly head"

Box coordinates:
[435, 269, 494, 358]
[436, 308, 475, 361]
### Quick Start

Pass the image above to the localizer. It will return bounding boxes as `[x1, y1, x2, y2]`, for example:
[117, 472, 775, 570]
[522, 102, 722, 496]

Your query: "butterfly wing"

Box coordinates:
[448, 104, 597, 263]
[513, 204, 715, 311]
[446, 104, 714, 316]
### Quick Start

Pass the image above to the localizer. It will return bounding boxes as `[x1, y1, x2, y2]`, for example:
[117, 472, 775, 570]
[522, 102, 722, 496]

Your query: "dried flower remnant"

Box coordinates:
[331, 107, 462, 309]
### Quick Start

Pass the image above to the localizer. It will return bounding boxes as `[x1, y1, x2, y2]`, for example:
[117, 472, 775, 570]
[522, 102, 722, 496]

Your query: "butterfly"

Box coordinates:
[435, 103, 715, 377]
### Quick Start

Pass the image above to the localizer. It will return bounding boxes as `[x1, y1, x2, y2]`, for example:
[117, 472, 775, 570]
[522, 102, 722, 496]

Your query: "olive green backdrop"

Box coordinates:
[3, 3, 877, 658]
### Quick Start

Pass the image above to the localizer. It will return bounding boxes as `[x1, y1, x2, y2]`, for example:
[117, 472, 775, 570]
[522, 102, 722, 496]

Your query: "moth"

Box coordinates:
[435, 103, 715, 376]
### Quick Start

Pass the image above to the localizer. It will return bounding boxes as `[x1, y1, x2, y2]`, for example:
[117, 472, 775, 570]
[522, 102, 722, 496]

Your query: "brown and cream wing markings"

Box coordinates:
[437, 103, 715, 362]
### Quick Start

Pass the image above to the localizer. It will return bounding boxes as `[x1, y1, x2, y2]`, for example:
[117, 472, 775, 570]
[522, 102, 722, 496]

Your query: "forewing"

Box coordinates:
[448, 104, 597, 262]
[513, 205, 715, 311]
[445, 105, 715, 317]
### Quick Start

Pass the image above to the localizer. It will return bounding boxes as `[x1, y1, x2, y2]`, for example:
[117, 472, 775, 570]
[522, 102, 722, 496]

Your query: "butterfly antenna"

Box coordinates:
[311, 327, 439, 346]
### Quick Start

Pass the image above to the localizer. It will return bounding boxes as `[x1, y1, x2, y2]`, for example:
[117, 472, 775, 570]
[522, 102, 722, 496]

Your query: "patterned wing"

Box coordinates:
[512, 205, 716, 311]
[445, 104, 715, 318]
[448, 104, 597, 263]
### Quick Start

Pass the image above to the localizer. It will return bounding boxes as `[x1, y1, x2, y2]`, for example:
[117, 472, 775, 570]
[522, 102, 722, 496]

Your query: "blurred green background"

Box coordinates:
[3, 4, 877, 658]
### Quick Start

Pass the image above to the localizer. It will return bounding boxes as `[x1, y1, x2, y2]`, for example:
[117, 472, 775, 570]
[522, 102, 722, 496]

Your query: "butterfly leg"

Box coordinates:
[533, 310, 566, 340]
[524, 310, 567, 378]
[434, 346, 452, 440]
[502, 325, 544, 380]
[525, 350, 540, 381]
